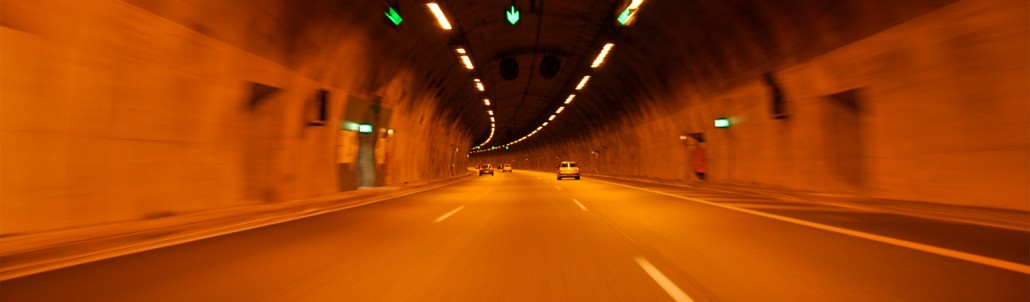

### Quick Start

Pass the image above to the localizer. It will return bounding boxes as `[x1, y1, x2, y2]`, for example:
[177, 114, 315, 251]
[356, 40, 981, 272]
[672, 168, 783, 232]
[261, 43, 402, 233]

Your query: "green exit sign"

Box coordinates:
[358, 124, 374, 133]
[714, 117, 730, 128]
[385, 7, 403, 26]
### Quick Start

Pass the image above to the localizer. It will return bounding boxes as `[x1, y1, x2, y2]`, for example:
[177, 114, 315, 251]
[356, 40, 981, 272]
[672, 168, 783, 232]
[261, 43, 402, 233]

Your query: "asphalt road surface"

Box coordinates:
[3, 171, 1027, 301]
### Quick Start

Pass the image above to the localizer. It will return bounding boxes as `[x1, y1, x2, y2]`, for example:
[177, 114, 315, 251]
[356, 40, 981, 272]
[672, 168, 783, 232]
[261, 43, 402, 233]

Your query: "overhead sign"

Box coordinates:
[385, 7, 403, 26]
[506, 6, 520, 25]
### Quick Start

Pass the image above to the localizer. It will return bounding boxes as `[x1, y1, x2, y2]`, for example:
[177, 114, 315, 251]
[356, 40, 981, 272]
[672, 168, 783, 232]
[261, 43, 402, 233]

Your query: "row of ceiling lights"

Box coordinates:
[472, 0, 646, 153]
[425, 3, 498, 150]
[420, 1, 643, 154]
[469, 41, 613, 154]
[459, 46, 495, 149]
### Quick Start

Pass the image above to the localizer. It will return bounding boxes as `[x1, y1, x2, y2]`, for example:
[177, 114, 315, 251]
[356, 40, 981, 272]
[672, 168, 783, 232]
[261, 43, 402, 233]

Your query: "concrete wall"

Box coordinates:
[475, 0, 1029, 211]
[1, 0, 471, 234]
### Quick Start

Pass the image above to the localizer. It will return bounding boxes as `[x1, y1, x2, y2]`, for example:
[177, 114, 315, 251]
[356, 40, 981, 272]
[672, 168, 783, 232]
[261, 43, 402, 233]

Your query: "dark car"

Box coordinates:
[479, 164, 495, 176]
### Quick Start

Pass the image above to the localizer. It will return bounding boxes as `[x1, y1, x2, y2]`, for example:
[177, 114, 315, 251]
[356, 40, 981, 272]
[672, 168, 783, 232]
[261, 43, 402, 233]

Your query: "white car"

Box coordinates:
[502, 164, 513, 172]
[556, 161, 580, 180]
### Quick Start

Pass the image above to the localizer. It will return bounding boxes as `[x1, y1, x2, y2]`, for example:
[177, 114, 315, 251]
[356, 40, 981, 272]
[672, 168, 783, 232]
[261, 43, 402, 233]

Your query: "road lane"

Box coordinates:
[2, 170, 1026, 301]
[546, 171, 1029, 301]
[586, 174, 1030, 266]
[1, 171, 674, 301]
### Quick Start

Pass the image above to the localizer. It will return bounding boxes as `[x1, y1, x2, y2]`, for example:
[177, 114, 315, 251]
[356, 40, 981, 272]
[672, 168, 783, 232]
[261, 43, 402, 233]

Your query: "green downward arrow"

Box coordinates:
[506, 6, 520, 25]
[385, 7, 403, 26]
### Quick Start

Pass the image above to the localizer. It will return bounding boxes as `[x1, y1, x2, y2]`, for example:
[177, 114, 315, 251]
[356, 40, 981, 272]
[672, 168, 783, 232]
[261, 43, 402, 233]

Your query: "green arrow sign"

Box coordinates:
[385, 7, 403, 26]
[617, 8, 633, 25]
[506, 6, 520, 25]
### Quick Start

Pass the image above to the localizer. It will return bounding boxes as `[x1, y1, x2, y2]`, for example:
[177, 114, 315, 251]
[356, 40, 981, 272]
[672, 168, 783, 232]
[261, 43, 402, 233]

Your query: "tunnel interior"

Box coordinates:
[1, 0, 1027, 235]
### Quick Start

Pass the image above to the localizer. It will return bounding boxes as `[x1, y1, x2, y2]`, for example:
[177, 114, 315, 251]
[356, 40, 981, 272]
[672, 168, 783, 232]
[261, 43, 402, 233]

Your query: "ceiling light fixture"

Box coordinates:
[548, 115, 556, 121]
[556, 106, 565, 114]
[426, 3, 453, 30]
[460, 55, 474, 69]
[575, 76, 591, 90]
[488, 110, 493, 115]
[483, 99, 491, 106]
[591, 43, 615, 68]
[564, 94, 576, 104]
[629, 0, 644, 9]
[456, 48, 467, 54]
[475, 82, 485, 91]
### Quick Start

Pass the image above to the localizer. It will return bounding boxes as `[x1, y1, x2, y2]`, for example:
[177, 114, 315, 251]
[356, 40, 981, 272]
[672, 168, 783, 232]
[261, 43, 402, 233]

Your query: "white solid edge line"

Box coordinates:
[572, 199, 589, 211]
[595, 179, 1030, 275]
[434, 205, 466, 223]
[635, 257, 695, 302]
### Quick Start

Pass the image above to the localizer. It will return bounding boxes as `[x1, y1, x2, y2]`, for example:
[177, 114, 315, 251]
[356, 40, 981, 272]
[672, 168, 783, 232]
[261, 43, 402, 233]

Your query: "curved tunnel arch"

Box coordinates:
[1, 0, 1026, 235]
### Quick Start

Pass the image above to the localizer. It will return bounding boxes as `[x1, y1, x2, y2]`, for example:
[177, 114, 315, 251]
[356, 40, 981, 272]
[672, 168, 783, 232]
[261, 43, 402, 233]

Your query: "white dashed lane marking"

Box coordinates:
[434, 206, 466, 223]
[635, 257, 695, 302]
[572, 199, 588, 211]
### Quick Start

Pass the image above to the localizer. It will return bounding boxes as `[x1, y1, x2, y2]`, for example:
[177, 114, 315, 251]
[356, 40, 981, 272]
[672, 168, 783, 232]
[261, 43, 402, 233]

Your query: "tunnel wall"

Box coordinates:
[1, 0, 471, 234]
[477, 0, 1029, 211]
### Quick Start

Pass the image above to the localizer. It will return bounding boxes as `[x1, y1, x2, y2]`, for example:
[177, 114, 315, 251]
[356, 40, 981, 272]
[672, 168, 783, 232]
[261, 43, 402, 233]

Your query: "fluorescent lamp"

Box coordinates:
[564, 94, 576, 104]
[490, 117, 495, 122]
[548, 115, 555, 121]
[483, 99, 491, 106]
[473, 78, 480, 82]
[629, 0, 644, 9]
[476, 82, 485, 91]
[460, 55, 474, 69]
[426, 3, 452, 30]
[488, 110, 493, 115]
[575, 76, 591, 90]
[556, 106, 565, 114]
[591, 43, 615, 68]
[456, 48, 467, 54]
[542, 122, 549, 126]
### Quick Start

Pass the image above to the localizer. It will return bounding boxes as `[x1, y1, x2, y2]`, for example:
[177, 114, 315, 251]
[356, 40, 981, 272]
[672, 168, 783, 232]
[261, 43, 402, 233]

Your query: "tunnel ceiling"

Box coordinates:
[135, 0, 957, 153]
[445, 0, 621, 149]
[367, 0, 959, 154]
